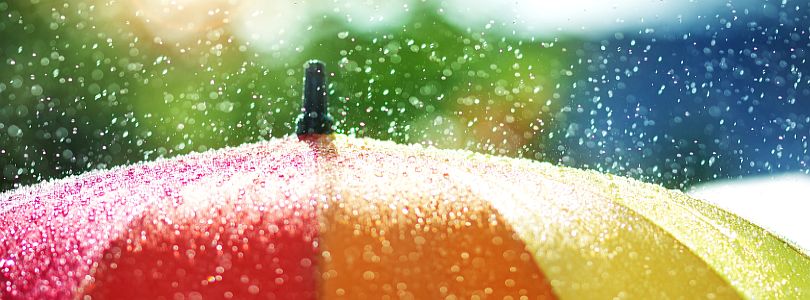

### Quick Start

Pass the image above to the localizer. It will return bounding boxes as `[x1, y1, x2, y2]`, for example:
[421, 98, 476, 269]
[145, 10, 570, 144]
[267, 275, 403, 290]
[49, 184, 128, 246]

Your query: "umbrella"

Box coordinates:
[2, 61, 809, 299]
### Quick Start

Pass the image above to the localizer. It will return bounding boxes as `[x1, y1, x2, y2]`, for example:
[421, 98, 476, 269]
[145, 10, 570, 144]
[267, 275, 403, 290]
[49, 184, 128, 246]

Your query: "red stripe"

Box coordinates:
[79, 200, 320, 299]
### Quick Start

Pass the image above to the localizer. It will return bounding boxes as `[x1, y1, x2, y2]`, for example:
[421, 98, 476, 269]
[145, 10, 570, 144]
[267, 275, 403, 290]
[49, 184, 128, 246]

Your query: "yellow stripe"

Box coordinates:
[451, 159, 739, 299]
[597, 173, 810, 299]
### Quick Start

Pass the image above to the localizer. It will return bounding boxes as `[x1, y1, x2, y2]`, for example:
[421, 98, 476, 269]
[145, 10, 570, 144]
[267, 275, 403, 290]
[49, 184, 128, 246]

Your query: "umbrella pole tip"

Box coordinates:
[297, 60, 334, 136]
[304, 59, 326, 73]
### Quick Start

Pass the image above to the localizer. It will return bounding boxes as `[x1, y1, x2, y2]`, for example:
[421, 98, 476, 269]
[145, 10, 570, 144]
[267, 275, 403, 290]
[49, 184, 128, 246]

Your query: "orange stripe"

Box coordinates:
[317, 138, 556, 299]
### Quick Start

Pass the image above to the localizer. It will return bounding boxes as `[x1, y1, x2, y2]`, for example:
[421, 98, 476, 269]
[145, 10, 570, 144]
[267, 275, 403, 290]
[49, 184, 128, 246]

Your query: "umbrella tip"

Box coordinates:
[297, 60, 334, 135]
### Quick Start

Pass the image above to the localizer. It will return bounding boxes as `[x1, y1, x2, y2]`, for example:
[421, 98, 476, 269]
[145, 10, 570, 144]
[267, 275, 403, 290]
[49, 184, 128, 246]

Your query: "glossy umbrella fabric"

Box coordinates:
[1, 135, 808, 299]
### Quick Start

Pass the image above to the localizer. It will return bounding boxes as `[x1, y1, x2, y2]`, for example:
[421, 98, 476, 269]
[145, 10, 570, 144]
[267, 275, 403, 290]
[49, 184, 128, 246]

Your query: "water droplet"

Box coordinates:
[7, 125, 22, 137]
[30, 85, 43, 96]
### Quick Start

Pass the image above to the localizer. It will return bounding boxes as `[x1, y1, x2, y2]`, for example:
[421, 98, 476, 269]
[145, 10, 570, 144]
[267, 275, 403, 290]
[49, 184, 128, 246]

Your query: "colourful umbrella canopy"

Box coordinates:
[2, 61, 809, 299]
[1, 134, 809, 299]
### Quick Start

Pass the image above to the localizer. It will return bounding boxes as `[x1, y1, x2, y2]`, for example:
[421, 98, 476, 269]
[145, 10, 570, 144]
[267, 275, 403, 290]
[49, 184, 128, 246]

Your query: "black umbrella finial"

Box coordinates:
[296, 60, 334, 135]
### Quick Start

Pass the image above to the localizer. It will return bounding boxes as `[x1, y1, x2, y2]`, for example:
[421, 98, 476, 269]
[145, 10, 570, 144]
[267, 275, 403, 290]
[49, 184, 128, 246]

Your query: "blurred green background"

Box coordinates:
[0, 1, 576, 191]
[3, 0, 808, 192]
